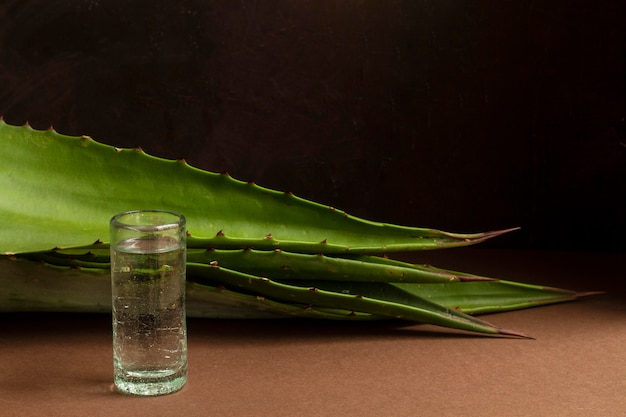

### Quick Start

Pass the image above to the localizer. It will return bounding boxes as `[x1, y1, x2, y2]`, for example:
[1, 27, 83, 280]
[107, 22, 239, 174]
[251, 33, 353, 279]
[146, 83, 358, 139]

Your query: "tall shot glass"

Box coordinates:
[110, 210, 187, 396]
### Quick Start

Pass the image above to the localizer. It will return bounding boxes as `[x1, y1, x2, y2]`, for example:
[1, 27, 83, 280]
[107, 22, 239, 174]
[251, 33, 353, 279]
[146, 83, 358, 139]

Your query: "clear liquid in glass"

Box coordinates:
[111, 236, 187, 396]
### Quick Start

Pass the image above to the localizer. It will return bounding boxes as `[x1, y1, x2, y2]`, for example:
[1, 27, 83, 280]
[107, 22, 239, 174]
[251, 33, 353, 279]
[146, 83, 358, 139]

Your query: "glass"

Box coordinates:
[110, 210, 187, 396]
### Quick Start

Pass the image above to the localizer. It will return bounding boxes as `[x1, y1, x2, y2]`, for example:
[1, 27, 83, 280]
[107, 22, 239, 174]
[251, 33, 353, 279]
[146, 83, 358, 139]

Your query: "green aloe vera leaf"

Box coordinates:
[189, 249, 474, 283]
[16, 248, 584, 316]
[185, 229, 515, 254]
[396, 263, 603, 312]
[19, 246, 586, 314]
[395, 281, 592, 315]
[26, 247, 490, 284]
[0, 256, 112, 313]
[335, 253, 498, 281]
[19, 250, 109, 269]
[318, 256, 593, 312]
[0, 120, 514, 255]
[369, 261, 601, 312]
[0, 256, 375, 319]
[0, 252, 586, 322]
[280, 279, 584, 316]
[186, 263, 529, 337]
[34, 247, 473, 284]
[187, 281, 378, 320]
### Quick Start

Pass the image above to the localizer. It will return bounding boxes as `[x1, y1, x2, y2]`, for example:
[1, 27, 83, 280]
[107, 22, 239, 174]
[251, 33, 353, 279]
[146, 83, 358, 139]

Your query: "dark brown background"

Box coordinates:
[0, 0, 624, 251]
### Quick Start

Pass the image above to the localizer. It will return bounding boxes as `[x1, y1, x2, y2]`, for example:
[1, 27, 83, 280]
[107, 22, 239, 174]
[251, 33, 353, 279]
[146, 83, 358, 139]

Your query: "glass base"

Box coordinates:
[114, 368, 187, 396]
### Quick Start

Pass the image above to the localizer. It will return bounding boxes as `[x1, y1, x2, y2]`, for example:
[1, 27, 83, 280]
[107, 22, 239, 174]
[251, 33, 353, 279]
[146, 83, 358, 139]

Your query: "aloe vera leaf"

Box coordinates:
[372, 261, 600, 312]
[21, 246, 585, 315]
[187, 263, 529, 337]
[281, 279, 584, 315]
[28, 247, 491, 284]
[0, 256, 111, 313]
[19, 250, 110, 269]
[187, 281, 378, 320]
[0, 256, 376, 320]
[335, 253, 499, 281]
[0, 120, 513, 255]
[1, 251, 585, 323]
[34, 247, 471, 284]
[320, 256, 592, 312]
[185, 229, 515, 254]
[188, 249, 474, 283]
[18, 247, 584, 317]
[395, 281, 590, 314]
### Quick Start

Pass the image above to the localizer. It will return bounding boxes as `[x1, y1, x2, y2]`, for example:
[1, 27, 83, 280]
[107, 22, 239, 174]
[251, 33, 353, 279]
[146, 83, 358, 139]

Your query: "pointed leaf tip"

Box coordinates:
[575, 291, 606, 298]
[489, 227, 521, 237]
[498, 327, 534, 339]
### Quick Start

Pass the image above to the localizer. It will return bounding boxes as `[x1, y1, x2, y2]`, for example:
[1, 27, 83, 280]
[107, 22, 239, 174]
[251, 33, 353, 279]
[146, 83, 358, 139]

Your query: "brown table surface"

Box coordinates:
[1, 248, 625, 417]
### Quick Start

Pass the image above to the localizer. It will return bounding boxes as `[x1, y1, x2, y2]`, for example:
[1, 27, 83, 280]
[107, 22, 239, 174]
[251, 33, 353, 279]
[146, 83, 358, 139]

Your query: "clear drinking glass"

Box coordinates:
[110, 210, 187, 396]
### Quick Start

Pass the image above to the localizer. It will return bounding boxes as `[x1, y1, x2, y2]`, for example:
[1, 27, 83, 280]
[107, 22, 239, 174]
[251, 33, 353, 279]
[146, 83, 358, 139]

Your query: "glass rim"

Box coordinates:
[110, 209, 186, 233]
